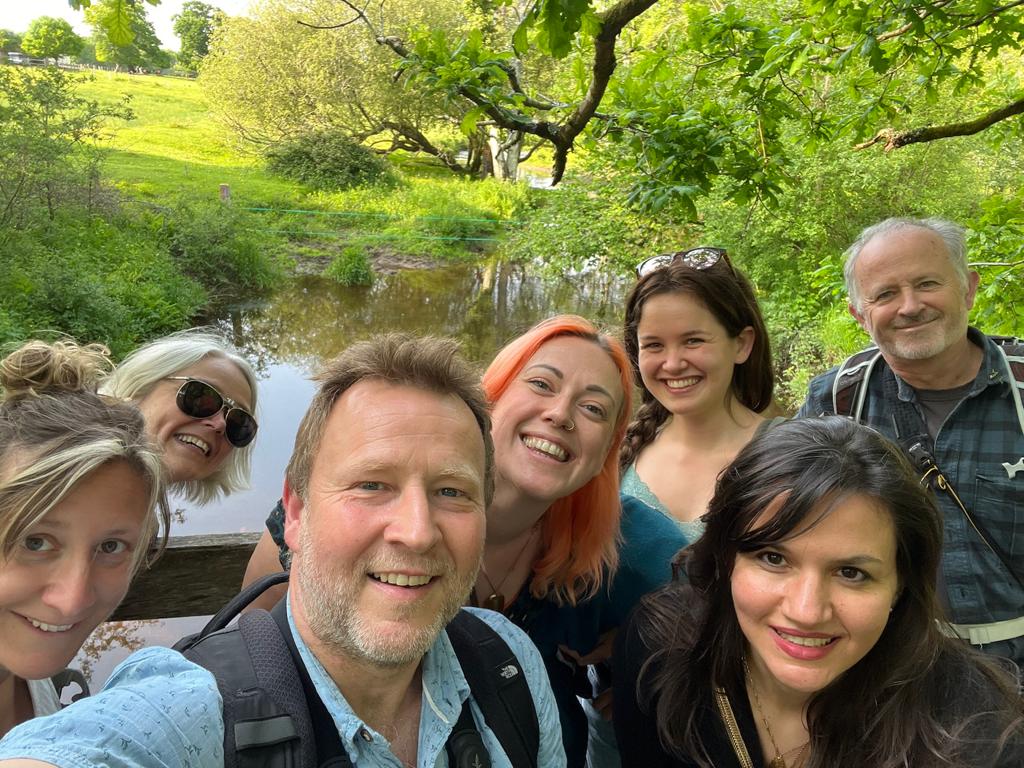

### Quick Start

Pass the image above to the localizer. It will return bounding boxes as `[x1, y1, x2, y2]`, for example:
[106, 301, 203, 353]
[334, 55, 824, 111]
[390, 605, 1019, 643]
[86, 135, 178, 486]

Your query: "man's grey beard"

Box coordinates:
[296, 523, 481, 668]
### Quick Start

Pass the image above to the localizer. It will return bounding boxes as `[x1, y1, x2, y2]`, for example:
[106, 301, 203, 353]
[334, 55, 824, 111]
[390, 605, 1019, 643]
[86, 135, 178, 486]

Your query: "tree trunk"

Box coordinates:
[486, 126, 522, 182]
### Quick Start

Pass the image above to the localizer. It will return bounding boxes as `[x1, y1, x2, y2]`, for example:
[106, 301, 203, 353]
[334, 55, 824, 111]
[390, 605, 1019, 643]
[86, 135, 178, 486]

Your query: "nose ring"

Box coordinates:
[565, 419, 575, 432]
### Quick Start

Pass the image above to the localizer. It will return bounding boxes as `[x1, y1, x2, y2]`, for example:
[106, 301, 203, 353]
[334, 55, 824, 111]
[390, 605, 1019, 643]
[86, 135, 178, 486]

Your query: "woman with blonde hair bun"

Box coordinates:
[0, 339, 169, 737]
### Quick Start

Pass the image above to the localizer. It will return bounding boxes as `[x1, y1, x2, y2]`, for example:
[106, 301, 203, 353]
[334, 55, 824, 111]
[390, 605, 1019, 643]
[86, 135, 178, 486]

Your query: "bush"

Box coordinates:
[0, 215, 205, 355]
[324, 246, 373, 286]
[265, 131, 394, 191]
[160, 199, 282, 299]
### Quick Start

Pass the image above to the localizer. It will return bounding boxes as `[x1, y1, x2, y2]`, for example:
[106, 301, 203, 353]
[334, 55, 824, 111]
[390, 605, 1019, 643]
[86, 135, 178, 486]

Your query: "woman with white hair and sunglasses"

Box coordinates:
[101, 329, 259, 504]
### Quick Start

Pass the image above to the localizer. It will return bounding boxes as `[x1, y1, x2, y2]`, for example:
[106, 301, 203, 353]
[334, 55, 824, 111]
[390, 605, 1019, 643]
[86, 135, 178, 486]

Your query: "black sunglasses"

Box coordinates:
[636, 246, 732, 278]
[166, 377, 258, 448]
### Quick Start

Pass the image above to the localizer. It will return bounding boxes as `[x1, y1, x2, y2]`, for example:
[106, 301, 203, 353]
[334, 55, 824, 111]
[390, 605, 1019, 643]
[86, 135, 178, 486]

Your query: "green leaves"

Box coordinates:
[515, 0, 595, 58]
[106, 0, 136, 46]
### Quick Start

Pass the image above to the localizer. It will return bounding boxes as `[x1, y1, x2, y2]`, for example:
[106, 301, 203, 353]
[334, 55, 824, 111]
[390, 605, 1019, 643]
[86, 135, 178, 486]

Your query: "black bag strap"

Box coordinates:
[882, 368, 1024, 589]
[269, 600, 351, 768]
[178, 608, 317, 768]
[832, 347, 881, 418]
[50, 668, 90, 706]
[177, 574, 537, 768]
[446, 610, 540, 768]
[195, 570, 291, 639]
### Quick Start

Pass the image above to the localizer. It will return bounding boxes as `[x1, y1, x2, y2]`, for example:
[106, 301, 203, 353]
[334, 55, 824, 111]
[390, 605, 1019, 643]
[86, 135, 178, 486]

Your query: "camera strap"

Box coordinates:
[882, 369, 1024, 589]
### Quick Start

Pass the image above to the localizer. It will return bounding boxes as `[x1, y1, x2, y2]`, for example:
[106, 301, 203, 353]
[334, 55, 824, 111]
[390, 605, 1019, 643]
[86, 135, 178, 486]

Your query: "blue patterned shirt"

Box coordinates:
[798, 329, 1024, 665]
[0, 603, 565, 768]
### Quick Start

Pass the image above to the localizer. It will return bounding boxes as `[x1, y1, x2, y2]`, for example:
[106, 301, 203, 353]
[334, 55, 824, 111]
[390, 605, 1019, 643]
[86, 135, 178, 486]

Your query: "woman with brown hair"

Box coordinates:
[620, 247, 775, 541]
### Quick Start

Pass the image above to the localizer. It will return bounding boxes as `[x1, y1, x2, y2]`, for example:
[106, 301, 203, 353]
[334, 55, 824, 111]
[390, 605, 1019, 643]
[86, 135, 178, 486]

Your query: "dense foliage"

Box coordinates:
[325, 245, 374, 286]
[265, 130, 395, 190]
[0, 66, 280, 355]
[85, 0, 170, 70]
[20, 17, 83, 59]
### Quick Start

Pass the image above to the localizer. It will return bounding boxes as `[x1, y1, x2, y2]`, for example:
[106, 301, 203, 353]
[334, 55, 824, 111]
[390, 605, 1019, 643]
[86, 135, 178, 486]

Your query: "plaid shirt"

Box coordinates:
[799, 328, 1024, 665]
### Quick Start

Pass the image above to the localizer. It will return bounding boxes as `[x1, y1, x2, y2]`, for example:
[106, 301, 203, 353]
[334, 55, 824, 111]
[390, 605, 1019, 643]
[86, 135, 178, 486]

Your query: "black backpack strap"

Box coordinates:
[180, 609, 318, 768]
[881, 368, 1024, 590]
[445, 702, 492, 768]
[269, 601, 351, 768]
[831, 347, 881, 419]
[181, 570, 291, 645]
[446, 610, 539, 768]
[50, 668, 89, 706]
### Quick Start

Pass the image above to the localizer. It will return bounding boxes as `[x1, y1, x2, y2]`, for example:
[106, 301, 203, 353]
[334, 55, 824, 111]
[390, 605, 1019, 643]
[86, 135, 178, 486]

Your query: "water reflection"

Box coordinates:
[216, 260, 630, 373]
[76, 260, 631, 687]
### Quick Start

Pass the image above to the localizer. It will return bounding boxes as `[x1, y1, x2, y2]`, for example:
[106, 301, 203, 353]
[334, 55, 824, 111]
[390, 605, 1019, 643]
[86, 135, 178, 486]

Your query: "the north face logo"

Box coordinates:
[498, 664, 519, 679]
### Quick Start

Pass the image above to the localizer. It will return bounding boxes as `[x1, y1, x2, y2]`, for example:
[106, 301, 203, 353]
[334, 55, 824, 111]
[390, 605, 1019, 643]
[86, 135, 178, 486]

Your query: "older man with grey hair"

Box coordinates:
[799, 216, 1024, 670]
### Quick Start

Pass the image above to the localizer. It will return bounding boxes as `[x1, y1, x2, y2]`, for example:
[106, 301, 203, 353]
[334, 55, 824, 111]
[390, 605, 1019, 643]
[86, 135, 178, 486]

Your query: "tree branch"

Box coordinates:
[553, 0, 659, 182]
[303, 0, 655, 184]
[854, 96, 1024, 151]
[970, 259, 1024, 268]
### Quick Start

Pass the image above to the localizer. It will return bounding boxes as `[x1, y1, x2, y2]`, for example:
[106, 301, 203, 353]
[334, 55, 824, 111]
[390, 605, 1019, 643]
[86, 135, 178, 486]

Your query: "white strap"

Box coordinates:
[942, 615, 1024, 645]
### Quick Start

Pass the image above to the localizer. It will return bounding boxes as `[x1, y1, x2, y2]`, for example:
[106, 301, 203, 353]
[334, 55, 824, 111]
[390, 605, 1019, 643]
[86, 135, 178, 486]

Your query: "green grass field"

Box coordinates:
[77, 71, 299, 203]
[74, 71, 529, 258]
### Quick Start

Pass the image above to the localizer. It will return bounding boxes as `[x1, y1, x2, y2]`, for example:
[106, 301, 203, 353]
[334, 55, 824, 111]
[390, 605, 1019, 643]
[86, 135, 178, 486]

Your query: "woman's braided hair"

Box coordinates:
[620, 256, 773, 471]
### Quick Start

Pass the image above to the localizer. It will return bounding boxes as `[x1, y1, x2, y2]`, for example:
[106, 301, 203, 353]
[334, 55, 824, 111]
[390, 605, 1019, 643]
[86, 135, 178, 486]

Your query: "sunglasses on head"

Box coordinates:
[166, 377, 258, 448]
[635, 246, 732, 278]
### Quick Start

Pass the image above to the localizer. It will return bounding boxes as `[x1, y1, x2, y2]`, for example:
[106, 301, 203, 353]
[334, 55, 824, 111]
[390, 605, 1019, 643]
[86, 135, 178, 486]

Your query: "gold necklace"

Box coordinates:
[477, 524, 539, 612]
[743, 657, 809, 768]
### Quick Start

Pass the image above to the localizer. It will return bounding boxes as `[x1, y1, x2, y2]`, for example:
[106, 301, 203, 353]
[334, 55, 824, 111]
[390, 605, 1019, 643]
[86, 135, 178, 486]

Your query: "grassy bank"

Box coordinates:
[1, 66, 530, 354]
[76, 71, 528, 261]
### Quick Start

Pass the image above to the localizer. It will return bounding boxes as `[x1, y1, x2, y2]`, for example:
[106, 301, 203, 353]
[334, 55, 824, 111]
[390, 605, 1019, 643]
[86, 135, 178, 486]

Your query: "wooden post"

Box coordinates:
[219, 183, 231, 202]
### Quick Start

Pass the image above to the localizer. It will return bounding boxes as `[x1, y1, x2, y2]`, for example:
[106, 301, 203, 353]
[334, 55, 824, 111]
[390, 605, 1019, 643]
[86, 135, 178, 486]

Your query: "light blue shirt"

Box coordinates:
[0, 603, 565, 768]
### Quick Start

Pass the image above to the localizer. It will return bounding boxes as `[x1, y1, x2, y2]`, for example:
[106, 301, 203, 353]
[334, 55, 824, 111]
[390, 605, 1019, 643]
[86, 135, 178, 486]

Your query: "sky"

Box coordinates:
[0, 0, 255, 52]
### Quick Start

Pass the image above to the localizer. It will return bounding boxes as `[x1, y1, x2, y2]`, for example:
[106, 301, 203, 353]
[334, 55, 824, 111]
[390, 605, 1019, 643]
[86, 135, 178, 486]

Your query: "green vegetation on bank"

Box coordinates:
[2, 57, 1019, 410]
[0, 66, 526, 354]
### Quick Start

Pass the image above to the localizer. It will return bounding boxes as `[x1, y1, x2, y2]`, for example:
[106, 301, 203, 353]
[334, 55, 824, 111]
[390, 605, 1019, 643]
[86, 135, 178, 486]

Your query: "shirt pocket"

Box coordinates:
[974, 473, 1023, 564]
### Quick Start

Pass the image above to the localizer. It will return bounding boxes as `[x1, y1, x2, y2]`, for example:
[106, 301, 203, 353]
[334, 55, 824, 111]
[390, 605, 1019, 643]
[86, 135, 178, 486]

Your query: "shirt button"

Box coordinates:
[359, 728, 373, 743]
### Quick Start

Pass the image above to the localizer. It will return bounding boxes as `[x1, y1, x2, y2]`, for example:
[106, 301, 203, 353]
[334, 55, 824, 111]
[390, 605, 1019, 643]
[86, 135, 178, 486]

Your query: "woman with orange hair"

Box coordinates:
[243, 316, 685, 765]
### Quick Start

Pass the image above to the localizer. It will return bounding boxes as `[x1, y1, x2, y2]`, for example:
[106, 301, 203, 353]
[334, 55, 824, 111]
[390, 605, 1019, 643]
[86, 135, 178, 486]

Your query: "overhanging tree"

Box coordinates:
[84, 0, 169, 69]
[201, 0, 496, 175]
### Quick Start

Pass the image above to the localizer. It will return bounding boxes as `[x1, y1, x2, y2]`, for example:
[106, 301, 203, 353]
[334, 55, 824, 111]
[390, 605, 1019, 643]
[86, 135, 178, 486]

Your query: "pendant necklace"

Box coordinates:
[477, 523, 539, 612]
[743, 657, 809, 768]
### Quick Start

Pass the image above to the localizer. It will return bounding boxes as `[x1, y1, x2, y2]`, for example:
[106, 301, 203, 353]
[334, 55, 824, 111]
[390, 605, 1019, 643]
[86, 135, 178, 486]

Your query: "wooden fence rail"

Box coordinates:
[111, 533, 261, 621]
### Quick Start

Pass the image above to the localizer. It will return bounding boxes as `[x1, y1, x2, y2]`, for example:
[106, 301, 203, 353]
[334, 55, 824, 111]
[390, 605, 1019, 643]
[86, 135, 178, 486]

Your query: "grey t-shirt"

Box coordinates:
[916, 381, 974, 439]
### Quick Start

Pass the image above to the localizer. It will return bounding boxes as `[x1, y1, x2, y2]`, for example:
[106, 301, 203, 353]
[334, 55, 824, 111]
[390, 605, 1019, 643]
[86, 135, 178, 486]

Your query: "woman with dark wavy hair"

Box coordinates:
[613, 417, 1023, 768]
[620, 247, 775, 542]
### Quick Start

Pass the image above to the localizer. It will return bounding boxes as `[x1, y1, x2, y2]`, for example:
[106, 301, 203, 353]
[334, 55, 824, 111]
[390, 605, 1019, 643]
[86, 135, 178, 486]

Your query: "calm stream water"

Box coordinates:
[75, 260, 632, 685]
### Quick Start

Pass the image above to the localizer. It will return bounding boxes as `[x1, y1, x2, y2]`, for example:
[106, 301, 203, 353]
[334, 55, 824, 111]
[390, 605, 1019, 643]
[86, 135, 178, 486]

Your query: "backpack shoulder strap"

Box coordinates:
[446, 610, 539, 768]
[179, 607, 320, 768]
[992, 337, 1024, 437]
[831, 347, 882, 420]
[50, 668, 89, 707]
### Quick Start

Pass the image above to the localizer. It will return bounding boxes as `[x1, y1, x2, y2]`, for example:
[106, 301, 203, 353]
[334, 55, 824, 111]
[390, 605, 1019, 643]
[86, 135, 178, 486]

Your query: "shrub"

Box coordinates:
[161, 198, 281, 299]
[0, 215, 205, 355]
[265, 131, 394, 191]
[324, 246, 373, 286]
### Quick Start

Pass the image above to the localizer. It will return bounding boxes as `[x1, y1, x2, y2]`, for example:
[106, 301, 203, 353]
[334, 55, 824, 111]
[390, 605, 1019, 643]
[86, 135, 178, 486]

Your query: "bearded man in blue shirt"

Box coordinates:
[0, 334, 565, 768]
[798, 217, 1024, 671]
